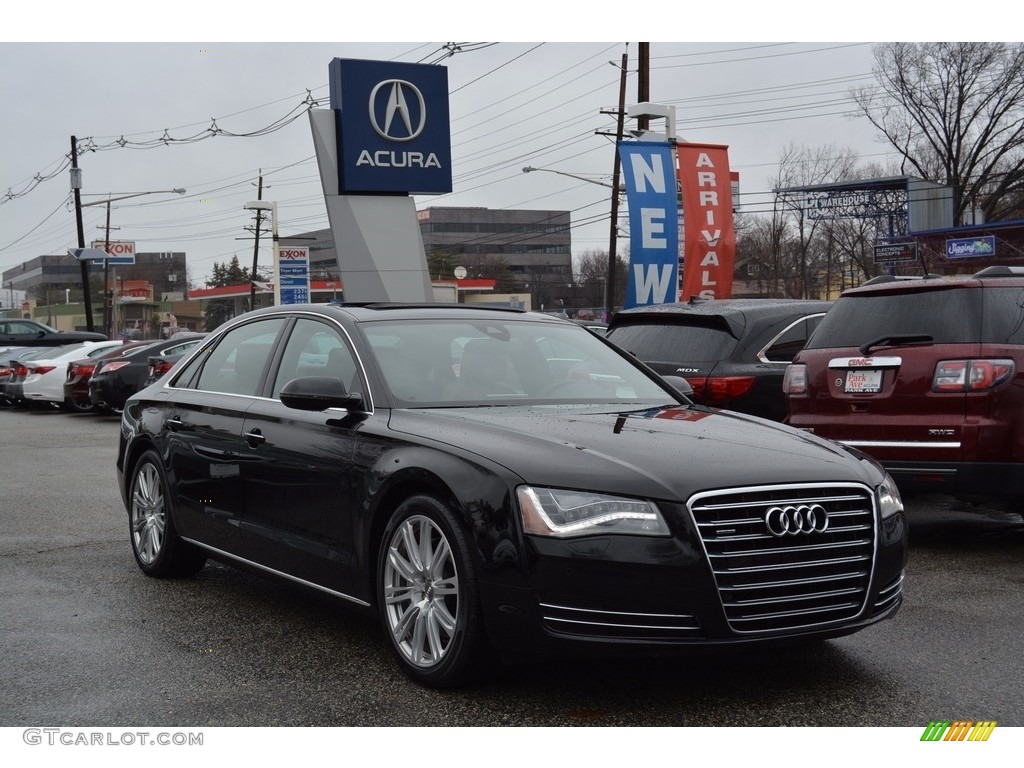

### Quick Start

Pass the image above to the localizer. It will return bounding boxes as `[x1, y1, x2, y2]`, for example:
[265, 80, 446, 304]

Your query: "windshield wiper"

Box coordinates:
[858, 334, 933, 356]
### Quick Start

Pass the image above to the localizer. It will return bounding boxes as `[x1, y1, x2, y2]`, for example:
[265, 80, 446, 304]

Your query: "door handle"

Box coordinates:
[165, 417, 183, 432]
[244, 428, 266, 447]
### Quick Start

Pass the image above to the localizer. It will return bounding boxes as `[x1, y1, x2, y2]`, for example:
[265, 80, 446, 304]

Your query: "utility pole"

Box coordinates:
[70, 136, 96, 332]
[100, 198, 120, 337]
[249, 172, 266, 312]
[605, 53, 629, 320]
[637, 43, 650, 132]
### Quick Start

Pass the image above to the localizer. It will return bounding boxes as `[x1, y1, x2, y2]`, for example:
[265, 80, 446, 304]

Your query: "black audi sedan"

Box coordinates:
[88, 334, 205, 414]
[117, 303, 907, 688]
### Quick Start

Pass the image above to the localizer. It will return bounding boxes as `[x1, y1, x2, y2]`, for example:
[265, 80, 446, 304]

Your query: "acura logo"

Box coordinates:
[764, 504, 829, 536]
[369, 79, 426, 142]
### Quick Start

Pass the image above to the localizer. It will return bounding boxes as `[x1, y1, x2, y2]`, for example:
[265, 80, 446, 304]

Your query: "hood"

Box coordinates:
[387, 404, 880, 502]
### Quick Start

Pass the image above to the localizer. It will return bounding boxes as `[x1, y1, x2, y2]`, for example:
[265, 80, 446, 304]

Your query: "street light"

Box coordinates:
[81, 188, 186, 337]
[523, 164, 625, 318]
[521, 166, 623, 191]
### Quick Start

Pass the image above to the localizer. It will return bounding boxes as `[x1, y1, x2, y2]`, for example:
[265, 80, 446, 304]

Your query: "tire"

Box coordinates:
[62, 397, 95, 413]
[128, 450, 207, 577]
[377, 494, 490, 688]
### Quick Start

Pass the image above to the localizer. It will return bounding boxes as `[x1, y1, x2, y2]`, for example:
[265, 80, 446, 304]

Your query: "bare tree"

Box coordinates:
[574, 249, 628, 310]
[852, 42, 1024, 223]
[773, 143, 860, 298]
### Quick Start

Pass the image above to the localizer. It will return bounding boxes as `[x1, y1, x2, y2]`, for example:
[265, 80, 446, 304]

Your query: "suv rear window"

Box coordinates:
[982, 286, 1024, 344]
[608, 319, 737, 362]
[807, 288, 981, 348]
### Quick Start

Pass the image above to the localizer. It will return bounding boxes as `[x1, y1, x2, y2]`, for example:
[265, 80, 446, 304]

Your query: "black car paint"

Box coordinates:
[0, 319, 107, 347]
[117, 304, 906, 675]
[89, 336, 204, 411]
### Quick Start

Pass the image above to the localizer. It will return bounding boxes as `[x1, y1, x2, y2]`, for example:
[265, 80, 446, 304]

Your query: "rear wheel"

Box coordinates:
[128, 450, 206, 577]
[62, 397, 95, 413]
[377, 495, 490, 688]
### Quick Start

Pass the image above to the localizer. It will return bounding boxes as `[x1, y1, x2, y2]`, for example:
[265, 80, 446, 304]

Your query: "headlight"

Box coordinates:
[517, 486, 670, 538]
[877, 473, 904, 519]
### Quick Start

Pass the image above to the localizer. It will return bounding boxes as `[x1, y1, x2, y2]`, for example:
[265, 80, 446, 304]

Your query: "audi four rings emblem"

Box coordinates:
[764, 504, 829, 536]
[369, 80, 426, 142]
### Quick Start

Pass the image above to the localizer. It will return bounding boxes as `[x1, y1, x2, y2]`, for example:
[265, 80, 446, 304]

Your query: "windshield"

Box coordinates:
[361, 319, 676, 407]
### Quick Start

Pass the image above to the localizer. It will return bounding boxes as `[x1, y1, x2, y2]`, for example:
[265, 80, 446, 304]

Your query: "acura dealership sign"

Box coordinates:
[329, 58, 452, 194]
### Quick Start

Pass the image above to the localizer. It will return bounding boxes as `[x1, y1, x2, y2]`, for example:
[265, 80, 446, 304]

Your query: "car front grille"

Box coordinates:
[689, 483, 876, 635]
[539, 602, 703, 641]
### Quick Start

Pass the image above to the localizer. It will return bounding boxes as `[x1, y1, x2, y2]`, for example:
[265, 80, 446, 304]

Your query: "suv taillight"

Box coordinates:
[782, 364, 808, 395]
[933, 359, 1015, 392]
[687, 375, 757, 402]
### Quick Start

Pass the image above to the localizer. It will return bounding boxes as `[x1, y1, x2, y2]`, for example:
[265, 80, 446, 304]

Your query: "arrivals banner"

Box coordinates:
[677, 143, 735, 300]
[618, 141, 679, 309]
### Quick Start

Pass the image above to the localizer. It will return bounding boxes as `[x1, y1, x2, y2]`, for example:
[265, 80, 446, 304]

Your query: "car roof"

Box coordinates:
[609, 298, 832, 337]
[236, 302, 557, 325]
[842, 266, 1024, 297]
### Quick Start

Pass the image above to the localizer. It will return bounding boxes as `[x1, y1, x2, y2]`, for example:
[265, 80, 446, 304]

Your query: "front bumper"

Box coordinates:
[479, 488, 907, 656]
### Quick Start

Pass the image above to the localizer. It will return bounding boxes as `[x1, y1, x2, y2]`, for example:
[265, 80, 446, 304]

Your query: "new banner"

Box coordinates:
[618, 141, 679, 309]
[677, 144, 735, 300]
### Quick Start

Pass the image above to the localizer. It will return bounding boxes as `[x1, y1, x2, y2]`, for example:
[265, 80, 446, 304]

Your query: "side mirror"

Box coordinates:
[661, 374, 694, 398]
[280, 376, 364, 412]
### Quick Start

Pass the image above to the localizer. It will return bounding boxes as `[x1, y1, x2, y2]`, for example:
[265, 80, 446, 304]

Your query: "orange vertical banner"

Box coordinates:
[677, 143, 736, 300]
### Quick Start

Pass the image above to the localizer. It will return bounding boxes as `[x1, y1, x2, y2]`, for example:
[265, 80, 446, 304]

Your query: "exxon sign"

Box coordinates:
[330, 58, 452, 195]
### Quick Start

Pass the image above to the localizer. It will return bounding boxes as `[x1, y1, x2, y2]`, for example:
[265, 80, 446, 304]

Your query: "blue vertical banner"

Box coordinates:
[618, 141, 679, 309]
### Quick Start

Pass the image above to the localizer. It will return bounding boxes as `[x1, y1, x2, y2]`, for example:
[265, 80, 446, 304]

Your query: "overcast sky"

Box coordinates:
[2, 9, 974, 289]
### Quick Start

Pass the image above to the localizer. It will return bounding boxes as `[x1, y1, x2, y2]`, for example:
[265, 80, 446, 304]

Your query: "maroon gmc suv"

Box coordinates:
[783, 266, 1024, 503]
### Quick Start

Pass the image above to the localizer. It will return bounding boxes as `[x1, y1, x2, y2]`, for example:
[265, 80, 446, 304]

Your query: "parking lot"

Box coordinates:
[1, 405, 1023, 727]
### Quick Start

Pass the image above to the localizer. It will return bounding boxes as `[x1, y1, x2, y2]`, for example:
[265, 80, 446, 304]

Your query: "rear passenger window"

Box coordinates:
[762, 315, 824, 362]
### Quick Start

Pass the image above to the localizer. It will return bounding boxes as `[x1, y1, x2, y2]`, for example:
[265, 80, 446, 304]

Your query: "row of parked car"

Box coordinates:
[605, 265, 1024, 505]
[0, 333, 206, 414]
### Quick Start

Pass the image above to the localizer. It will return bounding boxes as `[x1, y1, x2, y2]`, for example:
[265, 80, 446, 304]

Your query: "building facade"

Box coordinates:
[284, 206, 573, 309]
[2, 251, 188, 301]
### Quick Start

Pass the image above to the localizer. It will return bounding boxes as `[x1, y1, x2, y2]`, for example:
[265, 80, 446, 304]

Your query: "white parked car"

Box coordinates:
[20, 341, 125, 408]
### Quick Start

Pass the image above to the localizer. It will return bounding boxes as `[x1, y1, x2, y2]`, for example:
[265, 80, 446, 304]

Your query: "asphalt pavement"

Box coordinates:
[2, 406, 1022, 727]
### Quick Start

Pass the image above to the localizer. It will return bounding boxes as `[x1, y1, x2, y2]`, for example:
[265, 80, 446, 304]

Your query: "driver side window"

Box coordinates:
[272, 318, 358, 398]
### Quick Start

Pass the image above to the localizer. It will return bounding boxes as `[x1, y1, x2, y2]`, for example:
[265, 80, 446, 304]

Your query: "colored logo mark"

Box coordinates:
[921, 721, 997, 741]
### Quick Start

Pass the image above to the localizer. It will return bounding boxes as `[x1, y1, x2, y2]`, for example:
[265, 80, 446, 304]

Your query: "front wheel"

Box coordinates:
[128, 450, 206, 577]
[377, 495, 490, 688]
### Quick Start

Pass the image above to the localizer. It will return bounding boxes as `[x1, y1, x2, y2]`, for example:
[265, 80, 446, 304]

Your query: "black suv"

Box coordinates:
[606, 298, 832, 421]
[784, 266, 1024, 502]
